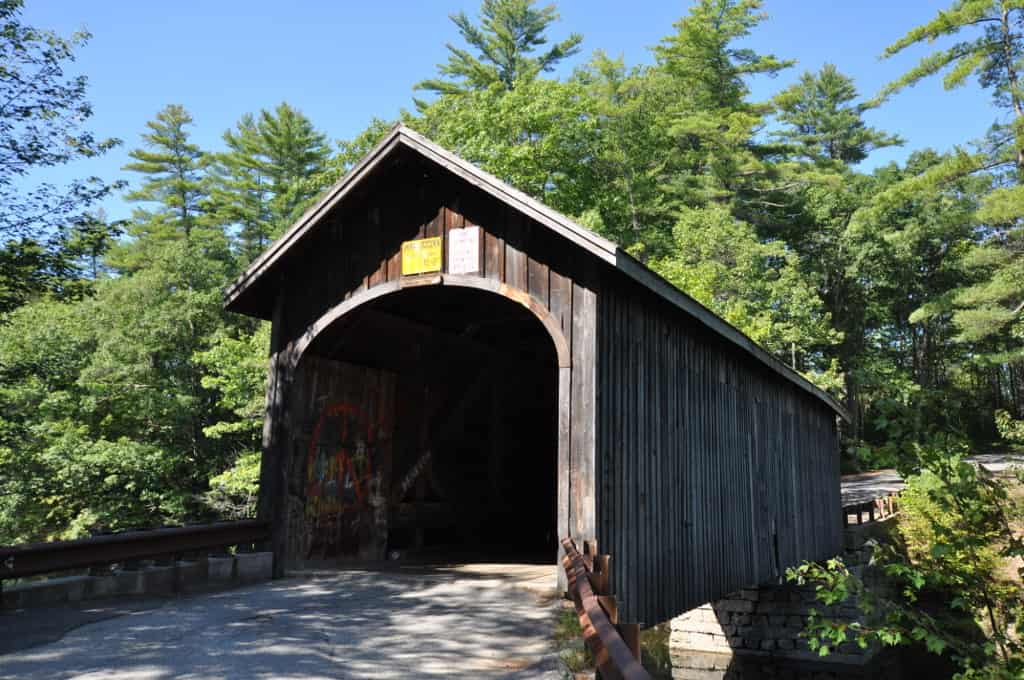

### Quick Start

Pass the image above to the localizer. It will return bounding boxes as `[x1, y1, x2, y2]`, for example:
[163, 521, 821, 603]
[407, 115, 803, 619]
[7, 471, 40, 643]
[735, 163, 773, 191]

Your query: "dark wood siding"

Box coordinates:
[258, 151, 598, 573]
[596, 276, 842, 625]
[246, 139, 843, 623]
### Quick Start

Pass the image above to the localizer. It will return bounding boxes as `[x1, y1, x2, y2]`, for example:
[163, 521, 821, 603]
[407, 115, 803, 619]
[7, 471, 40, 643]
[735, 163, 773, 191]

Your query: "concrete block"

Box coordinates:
[680, 619, 729, 636]
[236, 552, 273, 584]
[4, 575, 92, 608]
[143, 565, 175, 595]
[207, 556, 235, 583]
[174, 560, 205, 592]
[670, 668, 728, 680]
[669, 651, 733, 671]
[113, 569, 145, 596]
[88, 573, 119, 598]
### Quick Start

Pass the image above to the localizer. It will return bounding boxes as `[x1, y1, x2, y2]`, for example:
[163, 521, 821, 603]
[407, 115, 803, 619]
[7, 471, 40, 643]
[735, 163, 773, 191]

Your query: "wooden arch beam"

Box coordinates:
[285, 274, 572, 370]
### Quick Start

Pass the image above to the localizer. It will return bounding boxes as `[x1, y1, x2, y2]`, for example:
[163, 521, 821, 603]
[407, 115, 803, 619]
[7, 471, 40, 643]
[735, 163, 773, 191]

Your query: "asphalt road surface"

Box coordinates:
[0, 566, 562, 680]
[840, 453, 1023, 506]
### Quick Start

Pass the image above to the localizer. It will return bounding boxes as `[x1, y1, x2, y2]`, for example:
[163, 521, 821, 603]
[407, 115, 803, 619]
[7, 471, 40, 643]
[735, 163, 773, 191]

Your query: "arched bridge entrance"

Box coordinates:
[287, 282, 562, 565]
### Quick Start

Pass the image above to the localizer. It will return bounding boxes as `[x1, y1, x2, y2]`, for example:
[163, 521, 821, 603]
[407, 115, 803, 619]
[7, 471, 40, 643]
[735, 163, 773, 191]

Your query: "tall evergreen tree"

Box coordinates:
[414, 0, 582, 99]
[207, 103, 330, 262]
[206, 114, 271, 263]
[573, 53, 674, 258]
[652, 0, 793, 218]
[256, 103, 331, 230]
[774, 64, 901, 166]
[123, 105, 207, 238]
[868, 0, 1024, 427]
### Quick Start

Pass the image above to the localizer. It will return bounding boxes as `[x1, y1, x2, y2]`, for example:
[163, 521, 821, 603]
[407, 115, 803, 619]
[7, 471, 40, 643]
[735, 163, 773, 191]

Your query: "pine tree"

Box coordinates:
[773, 64, 901, 166]
[652, 0, 793, 217]
[414, 0, 582, 98]
[871, 1, 1023, 409]
[122, 105, 208, 239]
[206, 114, 271, 263]
[653, 0, 791, 111]
[207, 103, 330, 262]
[256, 103, 331, 230]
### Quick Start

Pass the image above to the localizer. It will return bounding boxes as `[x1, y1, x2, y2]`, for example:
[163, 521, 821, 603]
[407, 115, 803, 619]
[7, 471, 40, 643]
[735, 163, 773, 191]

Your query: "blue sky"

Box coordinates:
[21, 1, 996, 222]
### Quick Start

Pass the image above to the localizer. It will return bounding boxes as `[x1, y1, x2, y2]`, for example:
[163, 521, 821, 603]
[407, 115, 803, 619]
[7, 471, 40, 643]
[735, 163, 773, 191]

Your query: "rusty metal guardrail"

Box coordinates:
[842, 493, 899, 527]
[0, 520, 269, 581]
[561, 537, 651, 680]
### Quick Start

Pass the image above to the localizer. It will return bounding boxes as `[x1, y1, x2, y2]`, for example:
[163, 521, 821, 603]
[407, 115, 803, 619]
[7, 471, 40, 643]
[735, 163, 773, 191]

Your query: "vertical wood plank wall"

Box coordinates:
[253, 150, 842, 622]
[596, 278, 842, 625]
[260, 156, 598, 572]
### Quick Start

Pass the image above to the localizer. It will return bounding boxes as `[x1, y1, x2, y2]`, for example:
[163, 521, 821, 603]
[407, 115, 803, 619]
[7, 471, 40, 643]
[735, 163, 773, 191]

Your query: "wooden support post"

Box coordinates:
[581, 539, 597, 575]
[617, 623, 641, 663]
[589, 554, 611, 596]
[597, 595, 618, 624]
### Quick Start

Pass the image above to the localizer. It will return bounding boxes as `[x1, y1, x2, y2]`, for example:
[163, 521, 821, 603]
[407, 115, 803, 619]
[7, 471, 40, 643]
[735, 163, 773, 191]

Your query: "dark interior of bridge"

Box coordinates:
[304, 286, 558, 564]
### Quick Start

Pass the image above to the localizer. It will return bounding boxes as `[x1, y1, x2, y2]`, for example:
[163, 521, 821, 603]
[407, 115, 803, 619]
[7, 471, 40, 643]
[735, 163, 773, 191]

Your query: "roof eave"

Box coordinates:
[222, 125, 849, 422]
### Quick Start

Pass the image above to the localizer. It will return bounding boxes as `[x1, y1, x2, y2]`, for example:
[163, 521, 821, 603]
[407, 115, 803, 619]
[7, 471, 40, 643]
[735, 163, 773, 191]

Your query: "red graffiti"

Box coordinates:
[305, 401, 386, 558]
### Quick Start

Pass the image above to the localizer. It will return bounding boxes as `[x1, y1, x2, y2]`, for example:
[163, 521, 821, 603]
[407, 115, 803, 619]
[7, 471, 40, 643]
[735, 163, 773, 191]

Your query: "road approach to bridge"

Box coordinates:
[0, 565, 562, 679]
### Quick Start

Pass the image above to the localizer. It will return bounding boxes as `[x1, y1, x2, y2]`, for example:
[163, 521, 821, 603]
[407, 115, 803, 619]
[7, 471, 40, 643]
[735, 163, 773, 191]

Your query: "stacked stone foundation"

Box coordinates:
[670, 518, 900, 680]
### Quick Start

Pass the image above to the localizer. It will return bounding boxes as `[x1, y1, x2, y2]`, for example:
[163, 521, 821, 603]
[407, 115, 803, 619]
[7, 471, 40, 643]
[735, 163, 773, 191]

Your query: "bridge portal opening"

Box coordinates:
[292, 285, 558, 566]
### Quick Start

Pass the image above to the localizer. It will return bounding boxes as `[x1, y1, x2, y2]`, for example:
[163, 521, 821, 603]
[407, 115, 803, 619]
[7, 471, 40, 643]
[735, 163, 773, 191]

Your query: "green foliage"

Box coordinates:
[552, 604, 593, 674]
[995, 410, 1024, 445]
[868, 0, 1024, 416]
[789, 440, 1024, 678]
[415, 0, 582, 98]
[412, 77, 601, 220]
[302, 117, 394, 201]
[207, 103, 331, 262]
[652, 204, 840, 375]
[880, 1, 1024, 118]
[197, 323, 269, 443]
[653, 0, 791, 111]
[0, 0, 122, 241]
[122, 105, 208, 238]
[204, 451, 260, 520]
[773, 64, 902, 166]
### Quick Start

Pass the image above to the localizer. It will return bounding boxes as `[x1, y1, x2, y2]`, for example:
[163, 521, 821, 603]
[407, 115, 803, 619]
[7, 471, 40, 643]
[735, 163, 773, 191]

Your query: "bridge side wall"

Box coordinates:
[595, 275, 842, 625]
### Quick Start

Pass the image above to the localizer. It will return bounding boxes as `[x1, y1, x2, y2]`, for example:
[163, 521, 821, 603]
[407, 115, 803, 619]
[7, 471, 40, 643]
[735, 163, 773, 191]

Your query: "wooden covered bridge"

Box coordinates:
[224, 125, 847, 626]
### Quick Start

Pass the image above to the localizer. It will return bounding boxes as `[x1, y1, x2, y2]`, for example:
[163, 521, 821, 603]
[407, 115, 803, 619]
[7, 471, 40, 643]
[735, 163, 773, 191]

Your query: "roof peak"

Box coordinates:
[223, 125, 848, 420]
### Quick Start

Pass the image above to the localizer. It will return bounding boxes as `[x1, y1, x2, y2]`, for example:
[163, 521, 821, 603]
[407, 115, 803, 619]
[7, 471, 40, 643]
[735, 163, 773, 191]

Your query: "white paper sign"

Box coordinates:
[448, 226, 480, 275]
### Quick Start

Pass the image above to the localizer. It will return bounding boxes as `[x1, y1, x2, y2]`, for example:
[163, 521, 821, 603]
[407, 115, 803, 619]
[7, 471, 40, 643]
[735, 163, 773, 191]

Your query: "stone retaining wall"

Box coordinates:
[1, 552, 273, 610]
[669, 517, 900, 680]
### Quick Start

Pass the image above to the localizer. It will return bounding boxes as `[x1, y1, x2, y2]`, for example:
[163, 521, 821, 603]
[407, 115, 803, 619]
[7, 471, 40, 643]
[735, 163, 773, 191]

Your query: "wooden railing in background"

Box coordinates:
[0, 520, 269, 582]
[842, 493, 899, 527]
[561, 537, 651, 680]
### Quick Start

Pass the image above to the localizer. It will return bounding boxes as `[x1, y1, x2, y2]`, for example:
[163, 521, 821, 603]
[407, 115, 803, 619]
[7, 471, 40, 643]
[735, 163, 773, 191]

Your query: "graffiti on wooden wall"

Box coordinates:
[305, 401, 389, 558]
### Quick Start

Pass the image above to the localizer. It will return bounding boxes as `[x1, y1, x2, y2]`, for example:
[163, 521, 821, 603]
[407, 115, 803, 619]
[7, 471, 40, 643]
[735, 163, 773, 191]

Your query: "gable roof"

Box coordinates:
[225, 124, 848, 420]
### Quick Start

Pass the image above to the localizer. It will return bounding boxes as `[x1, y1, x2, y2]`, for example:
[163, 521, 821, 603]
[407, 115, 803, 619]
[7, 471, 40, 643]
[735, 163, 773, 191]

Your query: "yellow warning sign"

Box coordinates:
[401, 237, 442, 275]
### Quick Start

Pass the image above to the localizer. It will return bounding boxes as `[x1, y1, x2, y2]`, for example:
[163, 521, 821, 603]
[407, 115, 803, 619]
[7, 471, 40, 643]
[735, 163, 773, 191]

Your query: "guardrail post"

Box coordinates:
[617, 623, 641, 665]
